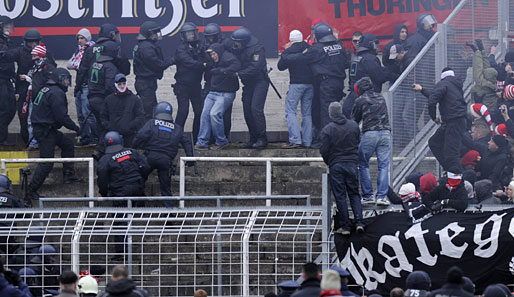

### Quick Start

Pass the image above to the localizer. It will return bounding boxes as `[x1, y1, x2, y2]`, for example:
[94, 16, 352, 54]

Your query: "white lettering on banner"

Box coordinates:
[378, 231, 413, 277]
[341, 246, 365, 285]
[436, 222, 468, 258]
[69, 0, 88, 19]
[33, 0, 60, 19]
[93, 0, 107, 18]
[404, 223, 438, 266]
[192, 0, 218, 18]
[121, 0, 135, 18]
[0, 0, 28, 18]
[474, 213, 505, 258]
[352, 244, 386, 290]
[161, 0, 186, 36]
[145, 0, 164, 18]
[228, 0, 243, 17]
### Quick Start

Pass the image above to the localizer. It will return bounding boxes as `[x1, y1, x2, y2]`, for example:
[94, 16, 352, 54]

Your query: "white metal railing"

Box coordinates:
[0, 158, 95, 206]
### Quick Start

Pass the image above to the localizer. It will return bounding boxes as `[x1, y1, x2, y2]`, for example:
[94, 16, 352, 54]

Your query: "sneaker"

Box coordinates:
[356, 225, 365, 234]
[334, 227, 351, 236]
[211, 143, 229, 150]
[75, 138, 91, 147]
[376, 198, 391, 206]
[194, 144, 209, 151]
[310, 142, 321, 149]
[252, 139, 268, 149]
[361, 196, 375, 205]
[282, 143, 301, 149]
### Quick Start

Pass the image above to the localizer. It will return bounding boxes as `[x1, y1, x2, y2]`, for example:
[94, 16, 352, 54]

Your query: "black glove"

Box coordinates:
[476, 39, 484, 51]
[465, 42, 477, 52]
[74, 85, 81, 96]
[4, 270, 20, 287]
[431, 199, 448, 214]
[73, 125, 80, 133]
[185, 161, 196, 167]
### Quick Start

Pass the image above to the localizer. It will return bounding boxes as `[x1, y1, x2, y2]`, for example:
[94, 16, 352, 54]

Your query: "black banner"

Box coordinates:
[335, 209, 514, 294]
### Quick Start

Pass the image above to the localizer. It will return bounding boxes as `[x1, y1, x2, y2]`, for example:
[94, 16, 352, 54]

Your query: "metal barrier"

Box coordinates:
[0, 205, 329, 297]
[0, 158, 95, 206]
[384, 0, 507, 190]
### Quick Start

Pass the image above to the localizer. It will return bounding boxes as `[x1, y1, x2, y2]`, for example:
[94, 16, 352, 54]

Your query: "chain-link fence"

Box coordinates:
[0, 206, 330, 297]
[386, 0, 508, 189]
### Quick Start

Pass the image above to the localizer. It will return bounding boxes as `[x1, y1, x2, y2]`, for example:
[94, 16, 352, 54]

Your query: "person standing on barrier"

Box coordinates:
[352, 77, 392, 206]
[231, 27, 270, 149]
[0, 16, 16, 146]
[97, 265, 148, 297]
[133, 21, 173, 120]
[173, 22, 206, 142]
[25, 68, 81, 206]
[413, 67, 467, 180]
[320, 102, 363, 235]
[133, 102, 194, 207]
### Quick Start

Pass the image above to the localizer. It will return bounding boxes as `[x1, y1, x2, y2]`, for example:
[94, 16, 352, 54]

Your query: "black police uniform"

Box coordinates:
[0, 32, 15, 144]
[133, 38, 172, 120]
[87, 50, 119, 152]
[0, 191, 23, 208]
[100, 89, 145, 147]
[133, 118, 194, 205]
[345, 34, 390, 118]
[27, 77, 80, 201]
[234, 35, 270, 147]
[173, 40, 206, 141]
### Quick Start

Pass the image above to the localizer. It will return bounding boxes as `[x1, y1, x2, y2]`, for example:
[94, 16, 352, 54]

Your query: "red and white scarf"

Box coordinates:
[70, 41, 95, 70]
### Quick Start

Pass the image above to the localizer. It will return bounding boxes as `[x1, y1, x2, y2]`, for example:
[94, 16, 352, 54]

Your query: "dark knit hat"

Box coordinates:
[492, 135, 508, 148]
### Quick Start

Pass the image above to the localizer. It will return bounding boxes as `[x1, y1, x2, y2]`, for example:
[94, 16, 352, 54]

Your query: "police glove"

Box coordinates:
[185, 161, 197, 167]
[475, 39, 484, 51]
[431, 199, 448, 214]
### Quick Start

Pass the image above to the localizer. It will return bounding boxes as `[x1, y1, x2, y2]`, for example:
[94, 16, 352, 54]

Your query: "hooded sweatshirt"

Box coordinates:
[475, 179, 502, 204]
[207, 42, 241, 93]
[383, 24, 408, 67]
[320, 113, 360, 166]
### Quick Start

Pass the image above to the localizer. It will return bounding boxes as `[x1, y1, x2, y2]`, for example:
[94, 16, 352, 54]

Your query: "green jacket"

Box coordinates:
[471, 50, 498, 110]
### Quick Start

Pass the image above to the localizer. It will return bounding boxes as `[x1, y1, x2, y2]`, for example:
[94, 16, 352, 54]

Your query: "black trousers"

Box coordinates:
[174, 83, 204, 141]
[0, 79, 15, 143]
[145, 151, 175, 207]
[242, 79, 269, 143]
[311, 80, 321, 141]
[428, 117, 467, 174]
[320, 77, 345, 129]
[15, 82, 29, 144]
[88, 95, 106, 152]
[28, 125, 75, 193]
[329, 162, 363, 230]
[135, 77, 158, 120]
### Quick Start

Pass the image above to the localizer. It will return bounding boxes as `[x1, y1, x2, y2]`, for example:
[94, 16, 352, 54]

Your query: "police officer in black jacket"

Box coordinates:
[414, 67, 467, 176]
[133, 102, 194, 206]
[26, 68, 81, 206]
[404, 13, 437, 67]
[174, 22, 206, 142]
[101, 74, 145, 148]
[1, 29, 56, 145]
[0, 16, 15, 146]
[76, 23, 130, 96]
[88, 41, 119, 157]
[283, 23, 348, 131]
[231, 27, 270, 149]
[134, 21, 173, 120]
[344, 33, 391, 118]
[0, 175, 23, 208]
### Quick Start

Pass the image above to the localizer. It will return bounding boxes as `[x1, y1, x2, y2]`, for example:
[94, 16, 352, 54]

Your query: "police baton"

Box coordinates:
[77, 110, 93, 137]
[190, 133, 199, 176]
[267, 68, 282, 99]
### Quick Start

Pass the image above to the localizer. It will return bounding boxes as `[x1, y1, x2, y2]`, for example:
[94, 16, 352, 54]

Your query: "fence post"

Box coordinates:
[321, 172, 331, 272]
[498, 0, 509, 58]
[179, 158, 185, 208]
[266, 160, 272, 206]
[242, 210, 258, 296]
[88, 159, 94, 208]
[71, 211, 86, 274]
[435, 23, 447, 81]
[1, 160, 5, 175]
[383, 91, 393, 186]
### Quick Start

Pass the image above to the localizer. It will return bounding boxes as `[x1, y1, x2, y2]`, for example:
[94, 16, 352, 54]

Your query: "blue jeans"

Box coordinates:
[285, 84, 313, 146]
[358, 130, 392, 200]
[27, 100, 38, 148]
[197, 91, 236, 146]
[75, 87, 98, 142]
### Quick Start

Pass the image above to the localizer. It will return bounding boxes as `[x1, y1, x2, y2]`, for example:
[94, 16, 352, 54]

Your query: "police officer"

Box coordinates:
[76, 24, 129, 96]
[203, 23, 233, 140]
[344, 33, 391, 117]
[404, 13, 437, 66]
[0, 16, 15, 146]
[0, 175, 23, 208]
[1, 29, 56, 145]
[282, 23, 348, 130]
[231, 27, 270, 149]
[174, 22, 206, 142]
[97, 131, 149, 199]
[134, 21, 173, 120]
[277, 280, 300, 297]
[25, 68, 81, 205]
[133, 102, 194, 207]
[101, 73, 145, 147]
[30, 244, 60, 295]
[87, 41, 120, 157]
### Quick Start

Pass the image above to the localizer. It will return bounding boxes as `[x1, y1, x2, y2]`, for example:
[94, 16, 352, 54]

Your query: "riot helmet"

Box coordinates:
[138, 21, 162, 41]
[99, 23, 121, 43]
[231, 27, 251, 50]
[154, 102, 173, 121]
[357, 33, 379, 53]
[417, 13, 437, 31]
[204, 23, 221, 44]
[0, 16, 13, 37]
[47, 68, 72, 91]
[180, 22, 199, 43]
[0, 174, 10, 193]
[104, 131, 124, 154]
[96, 41, 119, 62]
[314, 23, 336, 43]
[24, 29, 41, 49]
[31, 244, 57, 265]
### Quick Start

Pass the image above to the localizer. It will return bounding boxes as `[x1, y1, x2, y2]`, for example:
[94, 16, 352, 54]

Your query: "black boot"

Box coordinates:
[252, 139, 268, 149]
[24, 191, 40, 208]
[63, 171, 82, 184]
[240, 142, 255, 149]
